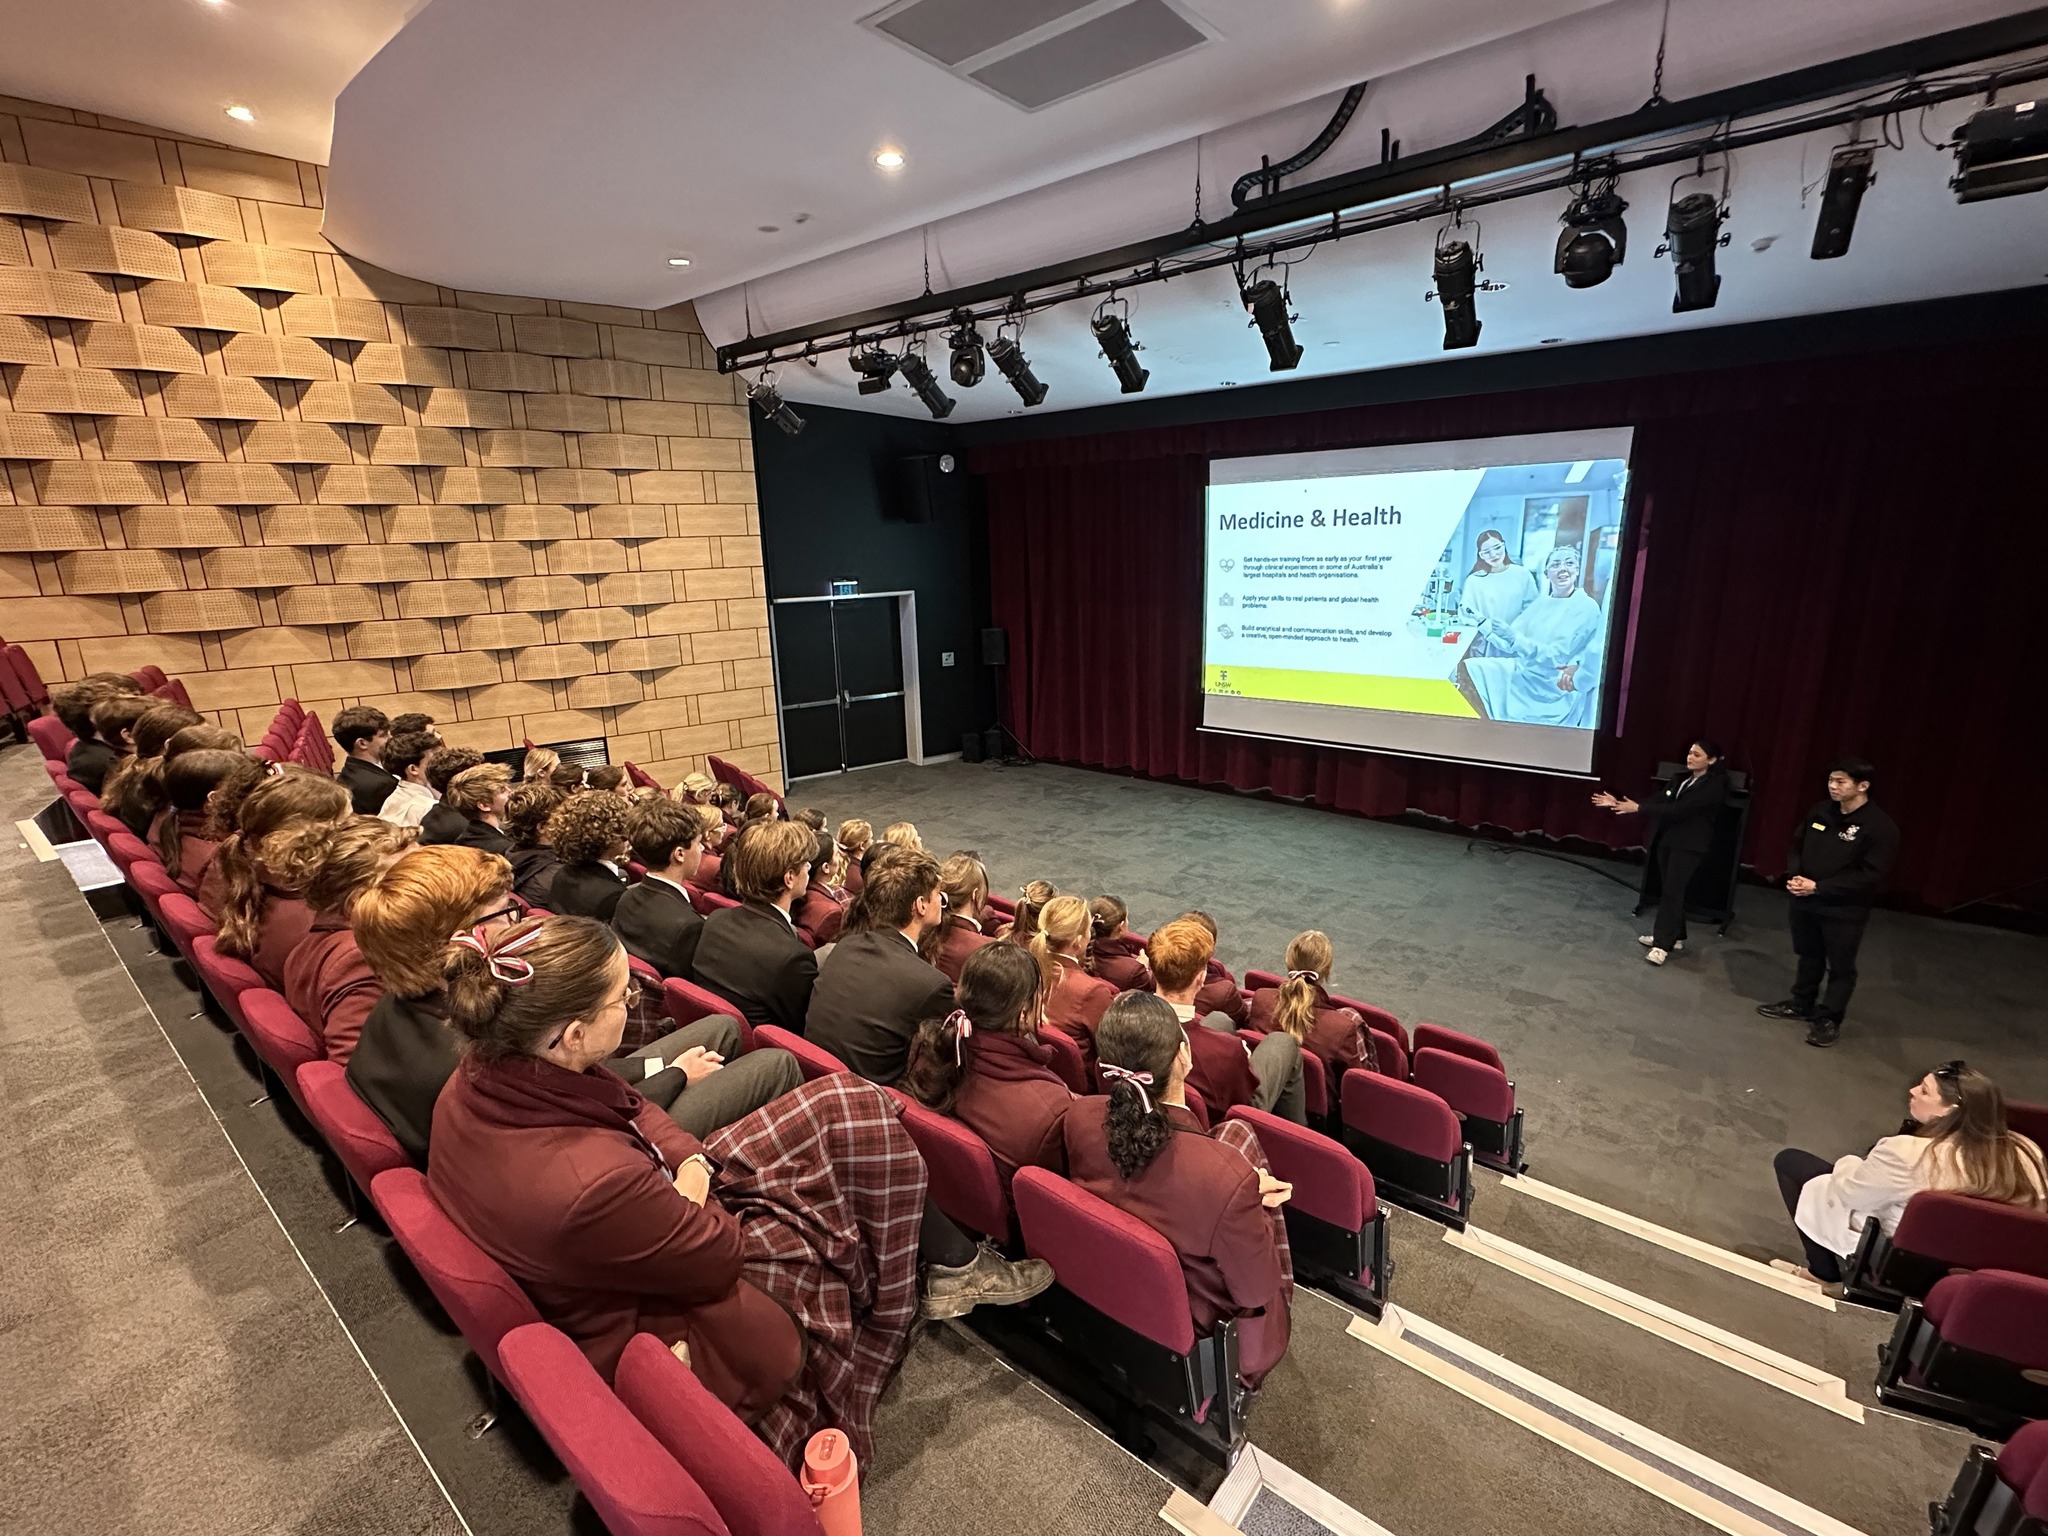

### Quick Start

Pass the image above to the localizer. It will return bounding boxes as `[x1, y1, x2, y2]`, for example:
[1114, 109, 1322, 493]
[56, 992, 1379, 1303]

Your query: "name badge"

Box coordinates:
[1810, 822, 1826, 831]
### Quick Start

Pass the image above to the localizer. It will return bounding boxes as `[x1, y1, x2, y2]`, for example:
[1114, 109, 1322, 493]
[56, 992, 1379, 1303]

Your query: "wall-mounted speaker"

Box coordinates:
[979, 626, 1009, 667]
[883, 454, 938, 523]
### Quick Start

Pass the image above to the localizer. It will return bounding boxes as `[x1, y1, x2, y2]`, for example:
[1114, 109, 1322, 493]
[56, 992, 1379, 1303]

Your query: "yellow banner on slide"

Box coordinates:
[1204, 663, 1479, 718]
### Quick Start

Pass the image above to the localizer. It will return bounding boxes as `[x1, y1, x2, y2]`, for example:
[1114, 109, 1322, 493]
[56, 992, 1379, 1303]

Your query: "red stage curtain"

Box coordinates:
[978, 342, 2045, 914]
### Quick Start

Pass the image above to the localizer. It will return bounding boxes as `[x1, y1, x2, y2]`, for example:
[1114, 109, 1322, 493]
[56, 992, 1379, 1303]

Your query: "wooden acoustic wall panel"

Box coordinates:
[12, 366, 143, 416]
[523, 393, 612, 432]
[200, 242, 319, 293]
[277, 585, 381, 625]
[162, 375, 280, 420]
[113, 181, 244, 241]
[261, 506, 366, 545]
[0, 412, 76, 459]
[50, 226, 184, 281]
[57, 550, 186, 593]
[298, 382, 404, 425]
[558, 607, 636, 643]
[0, 507, 103, 550]
[383, 505, 477, 543]
[0, 95, 775, 791]
[411, 651, 501, 690]
[0, 269, 121, 321]
[144, 590, 261, 632]
[0, 164, 96, 223]
[139, 281, 264, 332]
[76, 323, 205, 374]
[183, 463, 297, 503]
[99, 418, 222, 462]
[332, 545, 429, 584]
[347, 619, 444, 659]
[281, 295, 389, 343]
[201, 547, 315, 588]
[126, 506, 243, 548]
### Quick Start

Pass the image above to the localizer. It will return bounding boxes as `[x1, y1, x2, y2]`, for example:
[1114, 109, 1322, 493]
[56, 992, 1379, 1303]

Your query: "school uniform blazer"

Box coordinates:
[551, 859, 629, 922]
[612, 876, 705, 979]
[690, 902, 819, 1032]
[417, 802, 468, 846]
[165, 808, 221, 898]
[1044, 955, 1117, 1044]
[1180, 1011, 1260, 1116]
[932, 916, 995, 984]
[1088, 933, 1154, 993]
[247, 892, 316, 992]
[794, 885, 848, 949]
[283, 911, 384, 1064]
[66, 738, 119, 795]
[507, 845, 562, 910]
[1194, 958, 1250, 1026]
[805, 929, 955, 1088]
[948, 1032, 1072, 1184]
[1247, 985, 1373, 1077]
[339, 755, 399, 816]
[1062, 1097, 1288, 1354]
[1640, 766, 1730, 858]
[454, 817, 513, 858]
[347, 991, 461, 1164]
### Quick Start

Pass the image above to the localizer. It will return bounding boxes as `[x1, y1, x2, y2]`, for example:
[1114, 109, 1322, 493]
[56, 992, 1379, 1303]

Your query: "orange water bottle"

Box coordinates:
[802, 1428, 861, 1536]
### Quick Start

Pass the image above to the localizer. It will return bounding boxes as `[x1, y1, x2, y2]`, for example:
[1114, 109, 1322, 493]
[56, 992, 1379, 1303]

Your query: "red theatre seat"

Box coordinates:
[1925, 1401, 2048, 1536]
[27, 713, 71, 763]
[297, 1060, 414, 1198]
[106, 831, 155, 880]
[237, 988, 326, 1101]
[1337, 996, 1410, 1056]
[1036, 1025, 1090, 1096]
[130, 665, 168, 690]
[2005, 1099, 2048, 1150]
[85, 809, 126, 846]
[7, 643, 50, 709]
[1842, 1190, 2048, 1310]
[752, 1025, 847, 1083]
[1227, 1105, 1387, 1315]
[691, 888, 740, 917]
[372, 1167, 542, 1385]
[127, 861, 180, 925]
[1878, 1268, 2048, 1436]
[1410, 1045, 1524, 1174]
[155, 892, 213, 960]
[1412, 1022, 1503, 1072]
[614, 1332, 826, 1536]
[496, 1323, 733, 1536]
[1339, 1068, 1472, 1227]
[887, 1087, 1013, 1243]
[191, 935, 265, 1036]
[660, 976, 753, 1055]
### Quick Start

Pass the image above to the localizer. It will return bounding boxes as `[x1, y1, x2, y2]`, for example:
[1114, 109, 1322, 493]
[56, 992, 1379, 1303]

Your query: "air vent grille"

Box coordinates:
[863, 0, 1211, 111]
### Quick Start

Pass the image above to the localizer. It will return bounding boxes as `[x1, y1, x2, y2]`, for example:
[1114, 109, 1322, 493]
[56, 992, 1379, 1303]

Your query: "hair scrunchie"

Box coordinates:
[450, 922, 544, 985]
[1100, 1063, 1155, 1114]
[945, 1008, 974, 1066]
[1286, 968, 1321, 985]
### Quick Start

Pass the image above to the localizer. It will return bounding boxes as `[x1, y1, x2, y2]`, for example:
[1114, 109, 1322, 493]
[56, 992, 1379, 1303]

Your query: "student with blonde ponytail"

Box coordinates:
[204, 771, 352, 986]
[1249, 931, 1376, 1080]
[994, 879, 1054, 942]
[928, 853, 995, 983]
[1061, 993, 1295, 1387]
[1030, 894, 1117, 1048]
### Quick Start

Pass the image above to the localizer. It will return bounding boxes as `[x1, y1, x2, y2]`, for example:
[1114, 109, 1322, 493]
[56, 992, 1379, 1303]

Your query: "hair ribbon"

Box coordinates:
[451, 921, 546, 985]
[1100, 1063, 1155, 1114]
[1286, 968, 1321, 984]
[945, 1008, 974, 1066]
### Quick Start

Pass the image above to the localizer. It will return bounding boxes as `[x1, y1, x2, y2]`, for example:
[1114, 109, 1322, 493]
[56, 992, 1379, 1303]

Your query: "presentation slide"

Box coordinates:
[1201, 427, 1636, 774]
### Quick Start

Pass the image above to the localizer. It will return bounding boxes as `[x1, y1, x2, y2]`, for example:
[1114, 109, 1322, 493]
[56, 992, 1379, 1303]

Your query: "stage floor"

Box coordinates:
[795, 757, 2048, 1254]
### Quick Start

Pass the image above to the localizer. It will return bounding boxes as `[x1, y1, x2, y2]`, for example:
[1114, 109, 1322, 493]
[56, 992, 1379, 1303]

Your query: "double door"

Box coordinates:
[773, 594, 910, 780]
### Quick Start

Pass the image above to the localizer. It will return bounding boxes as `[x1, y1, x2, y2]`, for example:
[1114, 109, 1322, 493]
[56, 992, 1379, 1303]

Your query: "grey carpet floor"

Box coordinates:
[0, 754, 463, 1536]
[795, 758, 2048, 1255]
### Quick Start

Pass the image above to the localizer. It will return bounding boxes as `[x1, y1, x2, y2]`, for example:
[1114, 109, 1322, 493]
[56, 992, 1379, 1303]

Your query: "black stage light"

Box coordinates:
[1950, 100, 2048, 202]
[1091, 303, 1149, 393]
[1554, 176, 1629, 288]
[1240, 276, 1303, 371]
[896, 349, 956, 419]
[988, 326, 1048, 407]
[850, 346, 899, 396]
[1430, 238, 1482, 349]
[1659, 190, 1728, 313]
[746, 375, 805, 436]
[1811, 144, 1876, 258]
[947, 313, 986, 388]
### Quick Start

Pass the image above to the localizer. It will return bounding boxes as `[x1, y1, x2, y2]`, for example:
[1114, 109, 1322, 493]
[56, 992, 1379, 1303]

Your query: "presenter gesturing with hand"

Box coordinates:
[1592, 738, 1729, 967]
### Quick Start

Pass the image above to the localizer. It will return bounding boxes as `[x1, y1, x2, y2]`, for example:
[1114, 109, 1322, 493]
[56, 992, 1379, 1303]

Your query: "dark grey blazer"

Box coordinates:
[690, 902, 817, 1031]
[804, 929, 955, 1088]
[612, 877, 705, 979]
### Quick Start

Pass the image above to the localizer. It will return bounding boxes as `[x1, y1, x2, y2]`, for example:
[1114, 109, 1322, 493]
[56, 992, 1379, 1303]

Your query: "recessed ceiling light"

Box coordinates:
[223, 104, 255, 123]
[873, 149, 905, 169]
[666, 256, 691, 267]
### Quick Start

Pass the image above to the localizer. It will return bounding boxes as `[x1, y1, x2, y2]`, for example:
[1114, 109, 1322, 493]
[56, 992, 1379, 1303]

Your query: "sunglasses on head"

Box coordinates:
[1933, 1060, 1968, 1081]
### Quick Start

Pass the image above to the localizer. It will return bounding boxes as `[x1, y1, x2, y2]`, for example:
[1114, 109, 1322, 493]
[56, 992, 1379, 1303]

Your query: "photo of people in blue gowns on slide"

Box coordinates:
[1416, 460, 1628, 728]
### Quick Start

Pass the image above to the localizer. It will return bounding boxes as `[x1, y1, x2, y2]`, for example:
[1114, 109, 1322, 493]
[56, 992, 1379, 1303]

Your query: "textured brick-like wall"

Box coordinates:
[0, 95, 780, 788]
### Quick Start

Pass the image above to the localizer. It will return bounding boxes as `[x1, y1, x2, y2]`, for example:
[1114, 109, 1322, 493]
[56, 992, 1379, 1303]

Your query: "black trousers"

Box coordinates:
[1788, 901, 1870, 1020]
[1773, 1147, 1843, 1281]
[1652, 843, 1703, 950]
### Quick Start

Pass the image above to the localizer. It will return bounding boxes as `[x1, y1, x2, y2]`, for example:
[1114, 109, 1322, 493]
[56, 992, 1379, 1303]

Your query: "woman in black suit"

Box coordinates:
[1594, 738, 1729, 966]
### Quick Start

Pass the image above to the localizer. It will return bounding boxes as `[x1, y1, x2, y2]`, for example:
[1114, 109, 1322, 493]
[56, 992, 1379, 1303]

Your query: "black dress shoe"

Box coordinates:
[1756, 1000, 1812, 1020]
[1805, 1017, 1842, 1048]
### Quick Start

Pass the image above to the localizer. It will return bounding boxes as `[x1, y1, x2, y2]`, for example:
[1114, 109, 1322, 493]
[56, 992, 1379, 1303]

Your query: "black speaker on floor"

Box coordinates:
[983, 728, 1004, 761]
[884, 454, 937, 523]
[960, 731, 985, 763]
[980, 627, 1009, 667]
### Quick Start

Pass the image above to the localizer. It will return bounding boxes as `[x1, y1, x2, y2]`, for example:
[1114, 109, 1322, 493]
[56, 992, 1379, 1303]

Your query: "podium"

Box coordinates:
[1634, 763, 1753, 933]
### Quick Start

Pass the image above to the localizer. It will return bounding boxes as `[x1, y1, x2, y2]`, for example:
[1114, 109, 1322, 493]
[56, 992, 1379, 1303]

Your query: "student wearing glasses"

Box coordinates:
[1771, 1060, 2047, 1283]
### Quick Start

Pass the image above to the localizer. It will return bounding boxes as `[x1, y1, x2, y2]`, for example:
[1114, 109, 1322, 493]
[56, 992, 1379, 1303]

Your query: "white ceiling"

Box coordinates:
[0, 0, 419, 167]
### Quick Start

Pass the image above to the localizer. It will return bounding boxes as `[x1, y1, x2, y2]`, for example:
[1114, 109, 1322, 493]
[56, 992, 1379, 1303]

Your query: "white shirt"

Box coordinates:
[379, 780, 437, 828]
[642, 872, 689, 897]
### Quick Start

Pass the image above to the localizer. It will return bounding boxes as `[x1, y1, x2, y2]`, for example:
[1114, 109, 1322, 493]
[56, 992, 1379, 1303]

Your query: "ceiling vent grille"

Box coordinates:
[864, 0, 1211, 111]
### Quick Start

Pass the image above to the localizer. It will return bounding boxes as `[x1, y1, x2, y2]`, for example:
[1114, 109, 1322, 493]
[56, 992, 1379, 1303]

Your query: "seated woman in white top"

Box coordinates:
[1773, 1061, 2047, 1282]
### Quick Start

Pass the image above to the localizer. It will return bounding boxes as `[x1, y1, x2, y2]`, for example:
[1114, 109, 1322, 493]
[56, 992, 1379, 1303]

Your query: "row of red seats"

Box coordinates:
[251, 698, 338, 773]
[36, 733, 834, 1535]
[1929, 1417, 2048, 1535]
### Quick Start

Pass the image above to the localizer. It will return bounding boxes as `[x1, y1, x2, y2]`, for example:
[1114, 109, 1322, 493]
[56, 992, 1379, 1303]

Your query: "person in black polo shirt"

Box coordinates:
[1757, 758, 1899, 1048]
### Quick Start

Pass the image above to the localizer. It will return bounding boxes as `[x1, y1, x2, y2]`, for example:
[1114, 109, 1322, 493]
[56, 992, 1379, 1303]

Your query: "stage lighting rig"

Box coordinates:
[947, 311, 986, 388]
[1240, 270, 1303, 372]
[1091, 297, 1149, 393]
[849, 345, 899, 395]
[1426, 214, 1499, 350]
[1554, 163, 1628, 288]
[1811, 141, 1877, 258]
[988, 319, 1048, 407]
[1950, 99, 2048, 202]
[896, 344, 956, 419]
[746, 372, 805, 436]
[1656, 164, 1730, 313]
